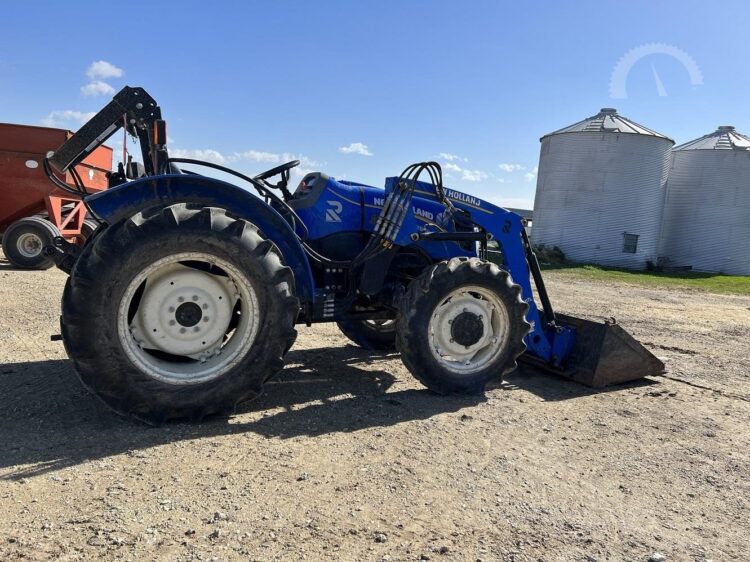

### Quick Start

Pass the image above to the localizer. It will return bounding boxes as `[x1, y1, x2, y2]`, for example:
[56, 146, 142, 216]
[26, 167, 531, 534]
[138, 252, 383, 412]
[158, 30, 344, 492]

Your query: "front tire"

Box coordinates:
[337, 318, 396, 351]
[62, 204, 299, 424]
[396, 258, 530, 394]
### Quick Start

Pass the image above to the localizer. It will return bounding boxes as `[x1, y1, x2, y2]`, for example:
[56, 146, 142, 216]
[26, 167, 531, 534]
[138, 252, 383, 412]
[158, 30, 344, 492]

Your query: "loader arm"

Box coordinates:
[476, 207, 575, 366]
[433, 195, 665, 387]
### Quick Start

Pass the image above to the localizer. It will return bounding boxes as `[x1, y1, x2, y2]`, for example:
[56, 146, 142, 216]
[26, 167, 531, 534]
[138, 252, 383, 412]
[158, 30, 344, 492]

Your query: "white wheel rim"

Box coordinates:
[117, 252, 260, 385]
[428, 285, 511, 374]
[16, 232, 44, 258]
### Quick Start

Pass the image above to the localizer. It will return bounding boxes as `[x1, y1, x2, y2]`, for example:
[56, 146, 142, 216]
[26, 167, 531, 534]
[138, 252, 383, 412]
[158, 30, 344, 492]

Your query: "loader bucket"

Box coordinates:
[551, 313, 665, 387]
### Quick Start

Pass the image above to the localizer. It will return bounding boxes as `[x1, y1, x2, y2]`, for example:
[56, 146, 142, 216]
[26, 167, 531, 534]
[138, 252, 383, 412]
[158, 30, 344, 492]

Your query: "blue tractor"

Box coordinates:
[44, 87, 664, 424]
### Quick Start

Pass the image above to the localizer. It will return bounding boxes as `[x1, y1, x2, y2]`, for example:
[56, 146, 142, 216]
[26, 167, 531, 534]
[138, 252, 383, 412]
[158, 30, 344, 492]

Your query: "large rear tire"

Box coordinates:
[337, 318, 396, 351]
[2, 216, 59, 269]
[396, 258, 530, 394]
[61, 204, 299, 424]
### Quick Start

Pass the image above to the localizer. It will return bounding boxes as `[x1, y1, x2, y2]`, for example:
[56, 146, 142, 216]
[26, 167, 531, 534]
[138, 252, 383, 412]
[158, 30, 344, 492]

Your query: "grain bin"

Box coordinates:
[659, 126, 750, 275]
[531, 108, 674, 269]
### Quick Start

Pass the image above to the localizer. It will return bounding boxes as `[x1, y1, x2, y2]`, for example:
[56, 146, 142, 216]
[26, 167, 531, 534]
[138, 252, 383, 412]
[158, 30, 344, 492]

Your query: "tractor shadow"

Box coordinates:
[0, 345, 482, 480]
[503, 363, 658, 400]
[0, 255, 46, 271]
[0, 261, 32, 271]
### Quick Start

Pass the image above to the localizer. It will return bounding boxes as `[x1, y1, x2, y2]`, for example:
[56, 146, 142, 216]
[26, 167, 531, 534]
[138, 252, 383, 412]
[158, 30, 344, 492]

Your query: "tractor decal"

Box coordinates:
[372, 196, 434, 222]
[413, 186, 494, 215]
[325, 200, 343, 222]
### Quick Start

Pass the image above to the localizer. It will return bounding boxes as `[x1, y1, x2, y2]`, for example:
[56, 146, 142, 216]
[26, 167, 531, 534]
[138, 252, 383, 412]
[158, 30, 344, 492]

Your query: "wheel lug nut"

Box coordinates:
[193, 326, 200, 332]
[169, 320, 176, 326]
[192, 295, 199, 301]
[168, 306, 175, 312]
[202, 304, 209, 310]
[178, 296, 185, 303]
[203, 317, 209, 322]
[180, 328, 186, 334]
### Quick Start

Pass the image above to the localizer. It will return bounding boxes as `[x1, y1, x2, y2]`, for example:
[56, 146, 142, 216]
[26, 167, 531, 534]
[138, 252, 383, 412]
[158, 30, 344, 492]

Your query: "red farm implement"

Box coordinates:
[0, 123, 112, 269]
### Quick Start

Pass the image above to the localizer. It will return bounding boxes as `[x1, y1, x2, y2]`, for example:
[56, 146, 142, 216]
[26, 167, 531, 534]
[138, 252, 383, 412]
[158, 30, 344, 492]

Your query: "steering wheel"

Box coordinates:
[253, 159, 300, 202]
[254, 160, 300, 181]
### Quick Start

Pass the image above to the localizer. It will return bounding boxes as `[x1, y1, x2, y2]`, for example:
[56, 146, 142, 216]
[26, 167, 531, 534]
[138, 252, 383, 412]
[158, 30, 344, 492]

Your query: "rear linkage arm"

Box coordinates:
[47, 86, 166, 177]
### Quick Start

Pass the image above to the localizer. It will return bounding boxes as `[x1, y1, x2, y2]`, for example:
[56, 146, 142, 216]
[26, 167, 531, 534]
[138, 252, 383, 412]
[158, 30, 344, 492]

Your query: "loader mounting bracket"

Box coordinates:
[47, 86, 161, 176]
[44, 236, 82, 275]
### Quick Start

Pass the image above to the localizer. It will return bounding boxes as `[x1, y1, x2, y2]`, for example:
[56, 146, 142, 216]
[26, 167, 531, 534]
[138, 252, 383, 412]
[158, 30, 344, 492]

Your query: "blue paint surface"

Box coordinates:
[87, 172, 575, 364]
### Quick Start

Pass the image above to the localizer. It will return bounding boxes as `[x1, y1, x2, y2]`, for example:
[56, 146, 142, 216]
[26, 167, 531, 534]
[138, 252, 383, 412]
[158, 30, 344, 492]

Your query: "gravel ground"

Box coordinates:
[1, 253, 749, 561]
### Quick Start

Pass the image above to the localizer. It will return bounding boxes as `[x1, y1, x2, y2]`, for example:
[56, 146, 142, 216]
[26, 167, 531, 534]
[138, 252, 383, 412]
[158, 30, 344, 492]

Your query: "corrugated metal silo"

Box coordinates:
[659, 126, 750, 275]
[531, 108, 674, 269]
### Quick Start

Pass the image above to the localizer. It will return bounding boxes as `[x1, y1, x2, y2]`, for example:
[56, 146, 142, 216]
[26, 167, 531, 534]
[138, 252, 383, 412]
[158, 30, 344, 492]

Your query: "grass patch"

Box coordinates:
[542, 263, 750, 296]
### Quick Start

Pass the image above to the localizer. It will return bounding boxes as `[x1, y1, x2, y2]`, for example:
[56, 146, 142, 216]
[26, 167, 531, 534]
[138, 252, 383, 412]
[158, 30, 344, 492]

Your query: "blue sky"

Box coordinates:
[1, 1, 748, 209]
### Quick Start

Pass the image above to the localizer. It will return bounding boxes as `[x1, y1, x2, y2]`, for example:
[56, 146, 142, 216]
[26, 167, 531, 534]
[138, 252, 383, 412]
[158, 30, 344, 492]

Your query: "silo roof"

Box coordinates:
[674, 125, 750, 150]
[542, 108, 673, 141]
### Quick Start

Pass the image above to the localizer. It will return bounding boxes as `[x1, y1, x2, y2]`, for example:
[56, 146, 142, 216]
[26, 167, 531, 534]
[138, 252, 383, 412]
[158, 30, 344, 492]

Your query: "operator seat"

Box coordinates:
[288, 172, 329, 210]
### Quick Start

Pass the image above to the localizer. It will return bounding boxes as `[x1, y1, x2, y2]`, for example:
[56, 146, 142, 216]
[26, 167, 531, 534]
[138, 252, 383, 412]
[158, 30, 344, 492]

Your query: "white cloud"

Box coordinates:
[339, 142, 373, 156]
[289, 154, 321, 168]
[439, 159, 487, 182]
[86, 60, 124, 80]
[524, 166, 539, 182]
[439, 152, 468, 163]
[40, 110, 96, 128]
[79, 61, 122, 100]
[229, 150, 320, 169]
[168, 148, 321, 180]
[460, 169, 488, 182]
[281, 153, 321, 178]
[80, 80, 115, 97]
[170, 148, 227, 164]
[231, 150, 282, 163]
[498, 163, 525, 172]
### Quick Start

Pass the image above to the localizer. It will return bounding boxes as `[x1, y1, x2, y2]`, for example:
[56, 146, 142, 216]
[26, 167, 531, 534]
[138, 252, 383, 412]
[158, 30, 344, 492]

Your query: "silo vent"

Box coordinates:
[717, 125, 735, 132]
[599, 108, 618, 115]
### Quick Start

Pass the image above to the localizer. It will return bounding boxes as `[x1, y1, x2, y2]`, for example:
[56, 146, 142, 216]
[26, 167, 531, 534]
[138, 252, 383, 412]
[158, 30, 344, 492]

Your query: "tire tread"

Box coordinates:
[62, 204, 300, 425]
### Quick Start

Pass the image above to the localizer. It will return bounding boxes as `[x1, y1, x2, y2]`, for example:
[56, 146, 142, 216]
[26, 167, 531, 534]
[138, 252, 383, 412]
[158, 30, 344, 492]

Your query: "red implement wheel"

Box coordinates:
[2, 216, 59, 269]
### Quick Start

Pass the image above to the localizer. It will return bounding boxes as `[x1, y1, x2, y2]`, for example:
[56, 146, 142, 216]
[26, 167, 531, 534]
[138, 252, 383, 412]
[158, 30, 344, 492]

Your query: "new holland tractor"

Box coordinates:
[44, 87, 664, 424]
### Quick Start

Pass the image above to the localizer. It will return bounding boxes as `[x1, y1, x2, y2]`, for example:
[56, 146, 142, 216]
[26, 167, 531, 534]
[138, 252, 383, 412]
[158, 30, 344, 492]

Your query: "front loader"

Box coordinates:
[44, 86, 664, 424]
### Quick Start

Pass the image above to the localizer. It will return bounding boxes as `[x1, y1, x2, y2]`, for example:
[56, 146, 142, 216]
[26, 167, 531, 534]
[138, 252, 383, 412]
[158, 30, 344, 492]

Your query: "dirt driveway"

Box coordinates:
[1, 255, 749, 561]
